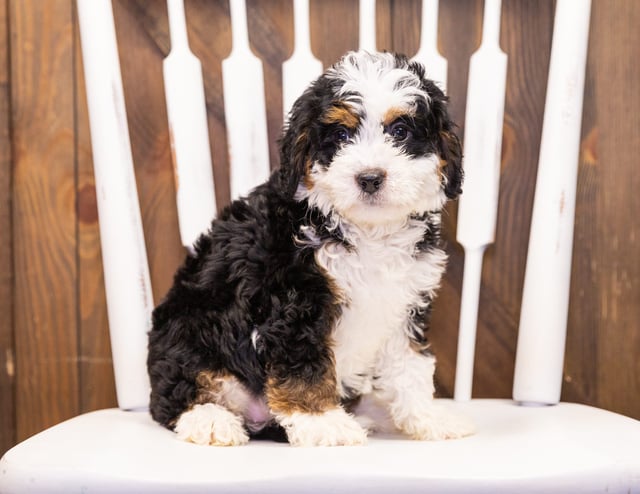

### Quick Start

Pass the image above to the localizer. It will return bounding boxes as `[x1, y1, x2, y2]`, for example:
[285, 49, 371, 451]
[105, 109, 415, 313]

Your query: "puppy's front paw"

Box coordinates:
[278, 408, 368, 447]
[175, 403, 249, 446]
[398, 406, 475, 441]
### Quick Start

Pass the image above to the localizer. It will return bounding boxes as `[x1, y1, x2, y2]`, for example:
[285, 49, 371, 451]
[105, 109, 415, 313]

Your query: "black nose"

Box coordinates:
[356, 172, 385, 194]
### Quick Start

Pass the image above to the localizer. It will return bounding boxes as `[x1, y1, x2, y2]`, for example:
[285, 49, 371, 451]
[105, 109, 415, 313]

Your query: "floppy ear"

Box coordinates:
[278, 117, 311, 199]
[279, 73, 343, 198]
[414, 74, 464, 200]
[438, 129, 463, 199]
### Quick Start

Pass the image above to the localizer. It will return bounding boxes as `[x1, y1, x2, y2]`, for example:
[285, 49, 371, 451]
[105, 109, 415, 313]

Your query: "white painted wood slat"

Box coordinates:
[454, 0, 508, 401]
[513, 0, 592, 406]
[223, 0, 271, 200]
[412, 0, 447, 92]
[359, 0, 377, 52]
[77, 0, 152, 410]
[282, 0, 323, 118]
[164, 0, 217, 251]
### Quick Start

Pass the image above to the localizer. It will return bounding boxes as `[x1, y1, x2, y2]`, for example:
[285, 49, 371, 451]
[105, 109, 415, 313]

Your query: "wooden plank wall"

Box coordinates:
[0, 0, 14, 457]
[1, 0, 639, 455]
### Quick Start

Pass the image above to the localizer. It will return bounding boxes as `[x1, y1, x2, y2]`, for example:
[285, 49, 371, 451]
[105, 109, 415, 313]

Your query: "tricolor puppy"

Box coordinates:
[148, 51, 473, 446]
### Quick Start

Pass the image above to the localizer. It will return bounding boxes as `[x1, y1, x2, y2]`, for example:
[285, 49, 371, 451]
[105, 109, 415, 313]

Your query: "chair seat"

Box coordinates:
[1, 399, 638, 493]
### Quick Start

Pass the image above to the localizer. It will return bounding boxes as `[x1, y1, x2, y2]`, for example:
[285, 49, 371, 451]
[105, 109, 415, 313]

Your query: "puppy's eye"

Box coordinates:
[332, 127, 352, 144]
[388, 122, 412, 142]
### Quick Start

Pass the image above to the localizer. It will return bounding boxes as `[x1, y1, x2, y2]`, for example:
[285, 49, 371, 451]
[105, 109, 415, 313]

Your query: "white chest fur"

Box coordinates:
[313, 219, 447, 398]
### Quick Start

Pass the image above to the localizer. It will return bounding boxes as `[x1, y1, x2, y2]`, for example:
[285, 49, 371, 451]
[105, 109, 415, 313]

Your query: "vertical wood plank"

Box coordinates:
[388, 0, 421, 57]
[310, 0, 359, 67]
[0, 0, 16, 456]
[562, 119, 599, 406]
[10, 0, 79, 439]
[586, 0, 640, 418]
[247, 0, 293, 169]
[375, 0, 391, 52]
[74, 2, 117, 413]
[561, 26, 600, 407]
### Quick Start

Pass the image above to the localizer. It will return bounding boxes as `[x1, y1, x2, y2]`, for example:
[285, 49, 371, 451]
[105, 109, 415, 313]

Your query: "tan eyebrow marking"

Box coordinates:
[321, 103, 360, 128]
[382, 106, 415, 127]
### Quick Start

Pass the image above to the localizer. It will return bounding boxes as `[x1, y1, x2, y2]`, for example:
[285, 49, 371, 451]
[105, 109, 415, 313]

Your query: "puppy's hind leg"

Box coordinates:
[174, 371, 253, 446]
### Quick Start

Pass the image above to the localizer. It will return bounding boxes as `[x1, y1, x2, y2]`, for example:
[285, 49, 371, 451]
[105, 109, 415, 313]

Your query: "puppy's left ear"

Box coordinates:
[438, 129, 463, 200]
[415, 72, 464, 200]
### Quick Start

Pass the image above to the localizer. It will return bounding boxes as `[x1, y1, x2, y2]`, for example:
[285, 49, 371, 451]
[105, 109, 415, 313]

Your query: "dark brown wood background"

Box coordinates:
[1, 0, 639, 456]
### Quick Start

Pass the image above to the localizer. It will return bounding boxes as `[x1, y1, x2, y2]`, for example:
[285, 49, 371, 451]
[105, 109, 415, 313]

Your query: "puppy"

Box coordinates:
[148, 51, 472, 447]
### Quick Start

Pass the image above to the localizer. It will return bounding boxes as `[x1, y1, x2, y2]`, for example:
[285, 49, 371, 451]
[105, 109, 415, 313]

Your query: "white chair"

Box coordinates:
[1, 0, 639, 493]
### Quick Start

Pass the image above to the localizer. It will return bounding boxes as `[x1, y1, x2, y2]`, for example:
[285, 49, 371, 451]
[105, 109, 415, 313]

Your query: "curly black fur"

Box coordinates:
[147, 51, 463, 433]
[148, 180, 341, 427]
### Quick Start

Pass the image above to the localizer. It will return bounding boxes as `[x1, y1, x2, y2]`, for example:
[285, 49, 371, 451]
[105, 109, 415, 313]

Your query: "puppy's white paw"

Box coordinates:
[279, 408, 368, 447]
[175, 403, 249, 446]
[397, 406, 475, 441]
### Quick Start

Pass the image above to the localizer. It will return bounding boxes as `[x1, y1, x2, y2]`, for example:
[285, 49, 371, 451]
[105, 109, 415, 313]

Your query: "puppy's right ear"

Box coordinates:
[278, 112, 312, 199]
[278, 74, 335, 199]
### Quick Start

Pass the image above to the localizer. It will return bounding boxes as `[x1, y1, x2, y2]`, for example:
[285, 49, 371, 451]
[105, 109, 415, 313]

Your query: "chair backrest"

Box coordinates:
[77, 0, 591, 411]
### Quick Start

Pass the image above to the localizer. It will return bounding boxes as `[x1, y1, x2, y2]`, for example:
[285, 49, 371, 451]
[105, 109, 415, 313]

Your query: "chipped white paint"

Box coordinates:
[513, 0, 592, 405]
[77, 0, 152, 410]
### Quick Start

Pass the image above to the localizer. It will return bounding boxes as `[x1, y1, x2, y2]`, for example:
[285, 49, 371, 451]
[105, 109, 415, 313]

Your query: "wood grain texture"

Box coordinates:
[247, 0, 293, 169]
[186, 0, 232, 209]
[10, 0, 79, 440]
[577, 0, 640, 418]
[0, 0, 16, 457]
[1, 0, 639, 454]
[386, 0, 421, 57]
[310, 0, 359, 67]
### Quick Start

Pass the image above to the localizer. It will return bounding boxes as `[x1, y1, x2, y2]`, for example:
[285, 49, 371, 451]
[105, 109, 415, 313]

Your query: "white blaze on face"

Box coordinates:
[301, 52, 447, 227]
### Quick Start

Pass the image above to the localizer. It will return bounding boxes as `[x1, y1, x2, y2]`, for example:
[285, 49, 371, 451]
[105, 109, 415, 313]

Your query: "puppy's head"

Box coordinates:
[280, 51, 462, 227]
